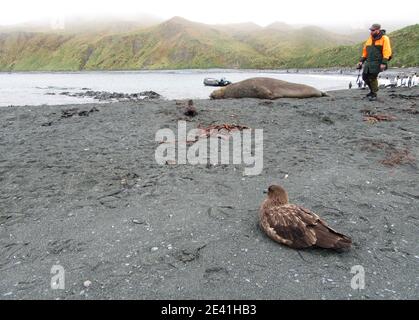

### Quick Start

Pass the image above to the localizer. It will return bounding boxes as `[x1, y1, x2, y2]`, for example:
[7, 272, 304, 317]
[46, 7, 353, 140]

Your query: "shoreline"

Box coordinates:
[1, 66, 417, 76]
[2, 71, 418, 108]
[3, 85, 417, 109]
[0, 87, 418, 299]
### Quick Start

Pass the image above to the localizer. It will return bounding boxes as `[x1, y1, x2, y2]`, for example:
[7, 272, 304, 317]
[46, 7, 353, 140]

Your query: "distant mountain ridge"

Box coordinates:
[0, 17, 417, 71]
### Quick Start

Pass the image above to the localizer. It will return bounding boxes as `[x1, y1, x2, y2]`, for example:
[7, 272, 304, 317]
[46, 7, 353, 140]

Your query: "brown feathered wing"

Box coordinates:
[262, 204, 351, 250]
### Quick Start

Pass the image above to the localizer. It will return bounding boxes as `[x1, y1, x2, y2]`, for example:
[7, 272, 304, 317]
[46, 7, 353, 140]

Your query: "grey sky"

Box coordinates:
[1, 0, 418, 27]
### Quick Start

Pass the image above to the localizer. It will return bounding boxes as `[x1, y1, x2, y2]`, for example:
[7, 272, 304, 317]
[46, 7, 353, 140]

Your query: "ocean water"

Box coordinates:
[0, 69, 355, 107]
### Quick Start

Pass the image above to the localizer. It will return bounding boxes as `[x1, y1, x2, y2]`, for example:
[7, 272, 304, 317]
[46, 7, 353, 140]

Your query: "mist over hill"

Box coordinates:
[0, 16, 417, 71]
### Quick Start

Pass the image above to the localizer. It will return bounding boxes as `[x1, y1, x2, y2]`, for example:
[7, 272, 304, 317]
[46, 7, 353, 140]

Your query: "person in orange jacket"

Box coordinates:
[356, 23, 392, 101]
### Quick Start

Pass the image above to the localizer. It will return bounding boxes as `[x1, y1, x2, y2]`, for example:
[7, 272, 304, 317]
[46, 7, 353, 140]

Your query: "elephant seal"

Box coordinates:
[210, 77, 329, 100]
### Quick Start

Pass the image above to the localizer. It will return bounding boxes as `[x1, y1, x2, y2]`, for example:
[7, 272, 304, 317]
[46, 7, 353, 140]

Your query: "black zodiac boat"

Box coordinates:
[203, 77, 232, 86]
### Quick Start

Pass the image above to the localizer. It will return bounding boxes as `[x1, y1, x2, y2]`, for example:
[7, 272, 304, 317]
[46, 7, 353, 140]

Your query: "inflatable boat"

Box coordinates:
[203, 77, 232, 86]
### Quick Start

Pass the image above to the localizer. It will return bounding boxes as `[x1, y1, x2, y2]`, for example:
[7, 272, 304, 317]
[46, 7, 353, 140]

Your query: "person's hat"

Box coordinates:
[369, 23, 381, 31]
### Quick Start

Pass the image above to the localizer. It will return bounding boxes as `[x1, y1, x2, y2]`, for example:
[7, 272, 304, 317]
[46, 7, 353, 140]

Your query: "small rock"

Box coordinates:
[83, 280, 92, 288]
[78, 110, 90, 117]
[151, 247, 159, 252]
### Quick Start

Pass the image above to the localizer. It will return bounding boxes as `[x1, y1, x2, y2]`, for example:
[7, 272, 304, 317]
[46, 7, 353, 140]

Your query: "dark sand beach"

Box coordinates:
[0, 87, 418, 299]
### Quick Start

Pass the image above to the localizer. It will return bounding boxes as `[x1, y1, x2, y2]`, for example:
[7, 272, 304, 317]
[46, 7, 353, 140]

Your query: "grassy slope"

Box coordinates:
[83, 18, 271, 70]
[284, 24, 419, 68]
[0, 20, 417, 71]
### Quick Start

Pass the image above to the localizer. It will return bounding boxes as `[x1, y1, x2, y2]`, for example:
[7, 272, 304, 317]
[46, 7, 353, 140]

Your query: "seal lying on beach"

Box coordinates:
[259, 185, 352, 250]
[210, 77, 328, 100]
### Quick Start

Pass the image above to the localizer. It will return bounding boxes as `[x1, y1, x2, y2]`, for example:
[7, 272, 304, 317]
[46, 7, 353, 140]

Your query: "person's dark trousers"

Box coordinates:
[362, 72, 379, 96]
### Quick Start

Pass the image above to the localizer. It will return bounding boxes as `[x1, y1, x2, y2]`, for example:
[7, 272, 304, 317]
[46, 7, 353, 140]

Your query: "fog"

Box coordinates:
[1, 0, 417, 29]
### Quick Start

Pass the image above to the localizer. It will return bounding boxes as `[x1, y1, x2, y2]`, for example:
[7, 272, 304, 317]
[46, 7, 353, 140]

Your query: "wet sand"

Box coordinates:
[0, 87, 418, 299]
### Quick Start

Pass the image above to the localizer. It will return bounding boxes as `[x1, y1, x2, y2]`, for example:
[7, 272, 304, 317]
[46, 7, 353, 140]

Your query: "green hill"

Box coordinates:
[0, 18, 417, 71]
[284, 24, 419, 68]
[0, 17, 272, 71]
[233, 25, 355, 58]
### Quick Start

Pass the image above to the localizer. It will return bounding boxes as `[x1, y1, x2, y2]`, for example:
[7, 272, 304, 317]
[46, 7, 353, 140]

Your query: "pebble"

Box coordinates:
[83, 280, 92, 288]
[151, 247, 159, 252]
